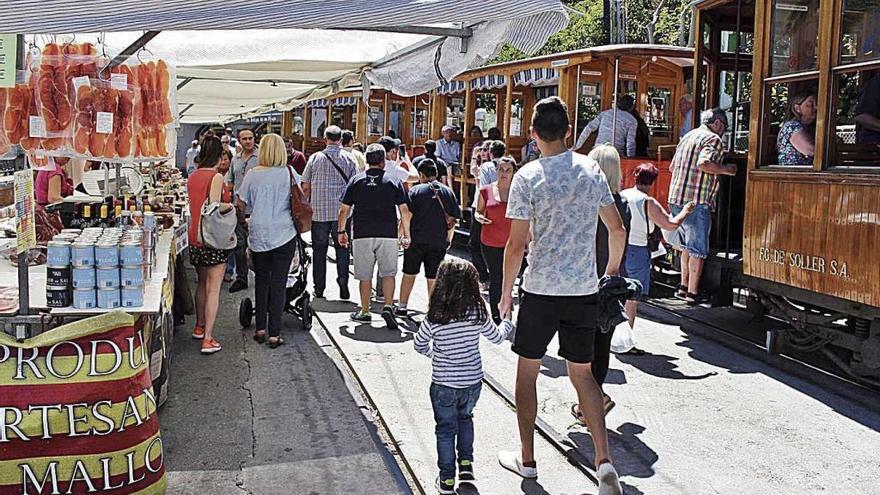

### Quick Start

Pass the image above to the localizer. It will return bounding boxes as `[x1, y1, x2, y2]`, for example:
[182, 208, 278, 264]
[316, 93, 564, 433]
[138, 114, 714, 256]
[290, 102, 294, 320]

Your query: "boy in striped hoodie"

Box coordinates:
[414, 258, 514, 494]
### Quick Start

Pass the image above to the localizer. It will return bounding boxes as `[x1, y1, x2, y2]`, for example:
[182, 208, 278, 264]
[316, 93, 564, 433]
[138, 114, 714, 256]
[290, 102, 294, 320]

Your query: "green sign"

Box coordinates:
[0, 34, 17, 88]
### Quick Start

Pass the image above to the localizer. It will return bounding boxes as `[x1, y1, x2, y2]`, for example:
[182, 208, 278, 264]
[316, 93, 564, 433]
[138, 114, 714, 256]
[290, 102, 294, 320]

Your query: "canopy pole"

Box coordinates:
[14, 34, 29, 329]
[100, 30, 160, 77]
[177, 77, 193, 90]
[611, 57, 619, 143]
[179, 103, 194, 117]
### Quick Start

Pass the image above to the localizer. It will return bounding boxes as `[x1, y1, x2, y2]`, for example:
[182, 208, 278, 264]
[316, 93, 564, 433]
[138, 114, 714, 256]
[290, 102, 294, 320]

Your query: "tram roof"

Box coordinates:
[457, 44, 695, 80]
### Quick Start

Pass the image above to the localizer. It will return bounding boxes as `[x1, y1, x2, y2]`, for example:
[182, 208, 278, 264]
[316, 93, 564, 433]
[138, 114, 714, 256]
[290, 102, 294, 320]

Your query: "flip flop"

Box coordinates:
[570, 404, 587, 426]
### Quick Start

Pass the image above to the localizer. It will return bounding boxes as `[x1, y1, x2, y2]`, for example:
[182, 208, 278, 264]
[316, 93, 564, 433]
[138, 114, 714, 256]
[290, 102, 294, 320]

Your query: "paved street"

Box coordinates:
[158, 266, 408, 495]
[157, 246, 880, 495]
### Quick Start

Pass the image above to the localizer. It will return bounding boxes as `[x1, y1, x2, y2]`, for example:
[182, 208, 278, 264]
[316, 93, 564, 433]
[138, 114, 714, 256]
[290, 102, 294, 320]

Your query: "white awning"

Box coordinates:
[470, 74, 507, 91]
[3, 1, 568, 123]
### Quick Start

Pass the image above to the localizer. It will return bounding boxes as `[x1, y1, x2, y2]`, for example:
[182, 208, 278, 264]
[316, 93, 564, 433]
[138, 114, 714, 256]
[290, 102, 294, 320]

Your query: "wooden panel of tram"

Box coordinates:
[743, 172, 880, 308]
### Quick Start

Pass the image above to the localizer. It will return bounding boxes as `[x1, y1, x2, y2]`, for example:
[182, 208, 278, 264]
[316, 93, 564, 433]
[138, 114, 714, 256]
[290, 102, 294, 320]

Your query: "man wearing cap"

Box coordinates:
[436, 125, 461, 172]
[573, 94, 638, 157]
[302, 125, 359, 300]
[378, 136, 419, 185]
[337, 143, 411, 330]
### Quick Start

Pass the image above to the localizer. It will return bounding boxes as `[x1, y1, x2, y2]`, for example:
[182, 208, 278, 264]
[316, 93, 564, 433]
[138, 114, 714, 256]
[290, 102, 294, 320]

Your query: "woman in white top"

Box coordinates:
[619, 163, 694, 332]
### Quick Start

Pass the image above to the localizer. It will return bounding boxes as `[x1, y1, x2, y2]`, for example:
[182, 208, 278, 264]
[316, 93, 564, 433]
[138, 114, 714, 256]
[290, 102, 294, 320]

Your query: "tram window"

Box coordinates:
[830, 68, 880, 167]
[576, 82, 602, 141]
[645, 87, 671, 139]
[310, 108, 327, 138]
[389, 102, 405, 139]
[769, 0, 820, 76]
[411, 100, 429, 141]
[720, 31, 754, 55]
[720, 71, 753, 153]
[702, 22, 712, 49]
[446, 97, 465, 130]
[509, 96, 525, 137]
[368, 104, 383, 136]
[616, 80, 638, 102]
[475, 93, 498, 133]
[331, 107, 345, 128]
[760, 78, 819, 166]
[839, 0, 880, 65]
[535, 86, 558, 100]
[292, 108, 304, 135]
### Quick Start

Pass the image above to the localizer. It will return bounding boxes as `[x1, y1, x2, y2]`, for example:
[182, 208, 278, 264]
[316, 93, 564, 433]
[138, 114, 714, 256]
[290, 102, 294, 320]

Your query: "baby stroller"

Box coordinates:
[239, 237, 313, 331]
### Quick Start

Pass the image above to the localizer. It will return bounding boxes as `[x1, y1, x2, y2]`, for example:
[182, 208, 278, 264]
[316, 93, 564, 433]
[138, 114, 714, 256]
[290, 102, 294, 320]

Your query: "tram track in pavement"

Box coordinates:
[312, 248, 601, 494]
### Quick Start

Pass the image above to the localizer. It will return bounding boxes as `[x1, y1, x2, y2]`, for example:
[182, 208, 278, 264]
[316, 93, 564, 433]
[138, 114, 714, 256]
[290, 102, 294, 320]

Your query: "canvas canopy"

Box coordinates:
[2, 0, 568, 123]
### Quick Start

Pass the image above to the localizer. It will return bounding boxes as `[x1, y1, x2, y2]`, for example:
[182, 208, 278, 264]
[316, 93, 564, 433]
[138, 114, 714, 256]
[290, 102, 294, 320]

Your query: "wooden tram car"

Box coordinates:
[692, 0, 880, 382]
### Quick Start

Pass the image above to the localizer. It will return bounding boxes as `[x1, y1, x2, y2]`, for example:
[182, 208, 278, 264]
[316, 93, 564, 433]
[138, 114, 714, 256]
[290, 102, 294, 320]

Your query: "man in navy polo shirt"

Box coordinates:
[338, 144, 412, 330]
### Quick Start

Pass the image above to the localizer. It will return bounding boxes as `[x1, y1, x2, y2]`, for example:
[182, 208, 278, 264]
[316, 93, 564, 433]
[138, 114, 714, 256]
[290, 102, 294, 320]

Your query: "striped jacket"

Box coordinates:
[668, 126, 724, 208]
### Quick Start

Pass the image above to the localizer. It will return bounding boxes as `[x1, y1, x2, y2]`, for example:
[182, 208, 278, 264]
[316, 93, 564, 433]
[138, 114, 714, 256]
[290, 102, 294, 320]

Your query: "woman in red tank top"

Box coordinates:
[474, 156, 516, 323]
[187, 136, 234, 355]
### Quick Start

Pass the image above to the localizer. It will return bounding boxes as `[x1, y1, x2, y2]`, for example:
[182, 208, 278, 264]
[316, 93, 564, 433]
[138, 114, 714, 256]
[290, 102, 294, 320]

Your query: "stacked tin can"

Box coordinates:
[46, 226, 147, 309]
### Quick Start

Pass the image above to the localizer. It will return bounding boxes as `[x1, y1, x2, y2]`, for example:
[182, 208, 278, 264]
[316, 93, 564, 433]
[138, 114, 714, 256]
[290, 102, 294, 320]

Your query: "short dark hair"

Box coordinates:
[424, 140, 437, 155]
[489, 140, 506, 159]
[617, 94, 635, 112]
[324, 125, 342, 141]
[377, 136, 398, 152]
[417, 158, 437, 178]
[634, 163, 659, 186]
[531, 97, 569, 142]
[487, 127, 502, 141]
[237, 128, 255, 138]
[341, 130, 355, 146]
[196, 136, 223, 168]
[365, 143, 386, 165]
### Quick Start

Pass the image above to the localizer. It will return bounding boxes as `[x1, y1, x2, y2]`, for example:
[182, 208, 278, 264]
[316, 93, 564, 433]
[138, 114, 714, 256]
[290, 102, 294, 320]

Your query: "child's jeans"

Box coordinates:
[430, 382, 482, 480]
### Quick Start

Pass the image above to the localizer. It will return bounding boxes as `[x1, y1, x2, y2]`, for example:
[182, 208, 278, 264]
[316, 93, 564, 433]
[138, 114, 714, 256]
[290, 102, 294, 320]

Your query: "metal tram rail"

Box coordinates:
[308, 297, 602, 494]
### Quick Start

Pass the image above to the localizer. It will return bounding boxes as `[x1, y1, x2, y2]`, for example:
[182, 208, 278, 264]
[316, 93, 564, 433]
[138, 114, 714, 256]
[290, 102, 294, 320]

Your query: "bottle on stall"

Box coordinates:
[69, 204, 83, 230]
[114, 205, 123, 227]
[81, 204, 93, 228]
[99, 204, 110, 228]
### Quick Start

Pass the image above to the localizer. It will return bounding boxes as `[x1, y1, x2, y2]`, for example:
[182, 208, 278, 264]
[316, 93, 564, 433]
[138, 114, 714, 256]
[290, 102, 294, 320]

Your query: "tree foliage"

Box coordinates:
[490, 0, 694, 64]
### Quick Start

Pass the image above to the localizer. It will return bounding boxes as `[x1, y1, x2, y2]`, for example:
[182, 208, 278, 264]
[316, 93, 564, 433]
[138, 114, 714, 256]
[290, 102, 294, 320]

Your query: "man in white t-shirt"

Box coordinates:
[184, 140, 199, 177]
[377, 136, 418, 184]
[498, 96, 626, 495]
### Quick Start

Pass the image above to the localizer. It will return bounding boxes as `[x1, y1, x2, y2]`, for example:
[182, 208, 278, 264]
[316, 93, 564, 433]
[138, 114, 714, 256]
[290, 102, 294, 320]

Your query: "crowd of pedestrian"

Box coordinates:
[181, 89, 735, 494]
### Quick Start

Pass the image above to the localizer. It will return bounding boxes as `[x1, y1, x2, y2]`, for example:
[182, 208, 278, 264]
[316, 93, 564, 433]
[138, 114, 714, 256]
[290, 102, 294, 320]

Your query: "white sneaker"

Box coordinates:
[597, 462, 622, 495]
[498, 451, 537, 479]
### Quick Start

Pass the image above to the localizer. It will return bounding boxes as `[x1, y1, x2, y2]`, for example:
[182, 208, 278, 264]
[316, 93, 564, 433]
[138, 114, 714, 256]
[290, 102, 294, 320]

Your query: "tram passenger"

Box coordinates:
[667, 108, 736, 305]
[855, 72, 880, 145]
[573, 94, 638, 157]
[777, 91, 817, 166]
[619, 164, 694, 340]
[679, 94, 694, 138]
[487, 127, 503, 141]
[413, 259, 513, 494]
[498, 96, 625, 493]
[436, 125, 462, 173]
[630, 107, 651, 157]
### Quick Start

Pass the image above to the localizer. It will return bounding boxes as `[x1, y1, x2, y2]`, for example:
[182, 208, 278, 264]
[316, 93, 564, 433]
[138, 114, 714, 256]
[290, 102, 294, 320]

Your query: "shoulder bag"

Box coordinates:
[643, 197, 662, 252]
[288, 165, 313, 233]
[433, 184, 457, 243]
[197, 174, 237, 250]
[321, 152, 351, 183]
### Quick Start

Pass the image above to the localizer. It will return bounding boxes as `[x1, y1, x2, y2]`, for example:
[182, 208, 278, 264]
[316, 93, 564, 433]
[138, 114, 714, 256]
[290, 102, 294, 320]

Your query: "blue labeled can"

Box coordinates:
[71, 266, 96, 289]
[72, 288, 97, 309]
[70, 242, 95, 267]
[96, 267, 120, 288]
[97, 288, 121, 309]
[94, 242, 119, 267]
[47, 241, 71, 267]
[120, 265, 144, 288]
[119, 241, 144, 266]
[121, 286, 144, 308]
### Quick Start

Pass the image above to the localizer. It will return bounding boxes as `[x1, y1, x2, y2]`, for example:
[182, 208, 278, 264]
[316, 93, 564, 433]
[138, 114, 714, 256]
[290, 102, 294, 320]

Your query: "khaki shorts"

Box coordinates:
[352, 238, 398, 281]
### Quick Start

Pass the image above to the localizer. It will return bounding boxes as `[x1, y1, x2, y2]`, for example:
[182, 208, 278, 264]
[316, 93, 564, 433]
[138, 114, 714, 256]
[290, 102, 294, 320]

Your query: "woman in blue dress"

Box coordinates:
[777, 90, 817, 165]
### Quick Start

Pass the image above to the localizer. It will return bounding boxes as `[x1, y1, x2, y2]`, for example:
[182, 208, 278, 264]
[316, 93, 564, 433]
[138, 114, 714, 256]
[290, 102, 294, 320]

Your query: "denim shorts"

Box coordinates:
[668, 203, 712, 259]
[624, 245, 651, 297]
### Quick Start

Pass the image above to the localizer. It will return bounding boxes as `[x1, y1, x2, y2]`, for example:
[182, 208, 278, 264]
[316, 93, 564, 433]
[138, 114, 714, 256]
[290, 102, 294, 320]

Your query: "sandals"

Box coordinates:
[570, 395, 617, 427]
[570, 404, 587, 426]
[267, 337, 285, 349]
[675, 284, 688, 299]
[253, 330, 267, 343]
